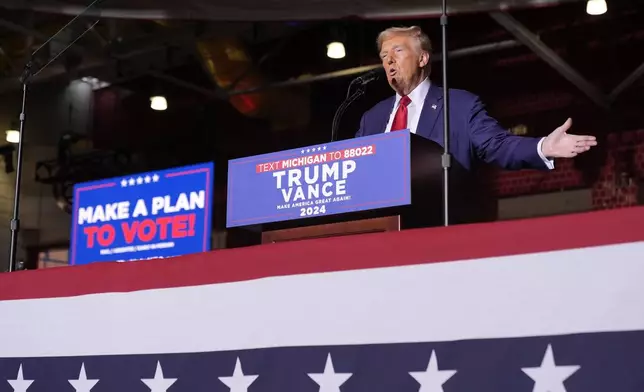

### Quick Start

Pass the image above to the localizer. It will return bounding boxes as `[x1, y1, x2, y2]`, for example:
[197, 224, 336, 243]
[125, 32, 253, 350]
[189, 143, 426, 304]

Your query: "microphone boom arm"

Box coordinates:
[331, 86, 365, 142]
[330, 69, 382, 142]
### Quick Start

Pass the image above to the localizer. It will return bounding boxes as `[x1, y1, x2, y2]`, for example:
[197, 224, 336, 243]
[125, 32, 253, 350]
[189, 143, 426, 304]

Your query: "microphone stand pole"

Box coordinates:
[331, 82, 365, 142]
[7, 2, 101, 273]
[440, 0, 451, 227]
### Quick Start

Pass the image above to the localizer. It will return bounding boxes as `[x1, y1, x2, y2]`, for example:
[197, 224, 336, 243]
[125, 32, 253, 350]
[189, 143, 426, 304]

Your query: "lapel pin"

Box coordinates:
[431, 104, 437, 110]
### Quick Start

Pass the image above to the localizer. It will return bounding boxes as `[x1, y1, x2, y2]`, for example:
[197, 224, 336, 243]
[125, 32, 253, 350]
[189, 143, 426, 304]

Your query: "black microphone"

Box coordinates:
[331, 68, 384, 142]
[350, 68, 383, 86]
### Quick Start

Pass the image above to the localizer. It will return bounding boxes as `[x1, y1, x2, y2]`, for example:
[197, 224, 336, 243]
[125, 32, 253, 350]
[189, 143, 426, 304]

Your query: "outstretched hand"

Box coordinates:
[541, 118, 597, 159]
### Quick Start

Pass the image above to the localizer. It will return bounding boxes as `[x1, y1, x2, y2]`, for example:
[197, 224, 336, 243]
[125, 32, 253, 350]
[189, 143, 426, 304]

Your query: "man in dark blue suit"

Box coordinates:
[355, 26, 597, 171]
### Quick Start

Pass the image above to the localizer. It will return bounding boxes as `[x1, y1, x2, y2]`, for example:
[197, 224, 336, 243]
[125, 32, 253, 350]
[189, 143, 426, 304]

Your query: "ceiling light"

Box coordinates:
[5, 120, 19, 144]
[586, 0, 607, 15]
[150, 95, 167, 111]
[327, 42, 345, 59]
[5, 130, 19, 144]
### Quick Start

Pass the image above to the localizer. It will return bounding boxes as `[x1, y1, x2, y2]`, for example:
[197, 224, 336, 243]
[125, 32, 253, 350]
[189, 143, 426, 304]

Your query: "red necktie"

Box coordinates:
[390, 95, 411, 131]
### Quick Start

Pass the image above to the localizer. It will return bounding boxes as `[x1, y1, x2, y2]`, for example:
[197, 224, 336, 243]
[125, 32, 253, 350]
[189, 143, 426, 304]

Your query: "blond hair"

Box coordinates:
[376, 26, 432, 55]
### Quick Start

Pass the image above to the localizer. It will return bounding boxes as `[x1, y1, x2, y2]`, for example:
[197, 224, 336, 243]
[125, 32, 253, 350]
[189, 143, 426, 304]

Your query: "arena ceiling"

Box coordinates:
[2, 0, 585, 21]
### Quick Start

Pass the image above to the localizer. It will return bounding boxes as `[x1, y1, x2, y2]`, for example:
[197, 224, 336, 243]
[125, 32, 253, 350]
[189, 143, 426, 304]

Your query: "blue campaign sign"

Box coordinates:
[226, 132, 411, 227]
[70, 162, 214, 265]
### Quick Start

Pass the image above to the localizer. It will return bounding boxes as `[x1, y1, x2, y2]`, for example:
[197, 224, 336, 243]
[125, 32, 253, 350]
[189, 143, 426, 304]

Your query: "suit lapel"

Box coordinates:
[417, 85, 444, 140]
[376, 96, 396, 134]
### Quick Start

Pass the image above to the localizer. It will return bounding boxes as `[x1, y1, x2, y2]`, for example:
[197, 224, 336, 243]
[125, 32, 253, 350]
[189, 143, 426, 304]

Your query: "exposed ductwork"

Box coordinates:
[195, 36, 310, 131]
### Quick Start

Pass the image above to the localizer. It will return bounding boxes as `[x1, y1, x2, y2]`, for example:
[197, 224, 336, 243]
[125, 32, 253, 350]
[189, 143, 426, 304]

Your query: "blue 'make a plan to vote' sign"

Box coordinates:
[226, 132, 412, 227]
[70, 162, 214, 265]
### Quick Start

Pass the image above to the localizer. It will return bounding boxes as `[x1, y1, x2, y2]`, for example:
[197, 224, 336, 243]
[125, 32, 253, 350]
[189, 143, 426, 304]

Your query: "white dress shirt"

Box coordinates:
[384, 78, 554, 169]
[384, 78, 431, 135]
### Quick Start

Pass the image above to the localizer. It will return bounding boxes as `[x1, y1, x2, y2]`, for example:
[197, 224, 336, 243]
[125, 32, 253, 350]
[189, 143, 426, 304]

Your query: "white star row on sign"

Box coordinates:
[301, 146, 327, 154]
[4, 345, 580, 392]
[120, 174, 160, 187]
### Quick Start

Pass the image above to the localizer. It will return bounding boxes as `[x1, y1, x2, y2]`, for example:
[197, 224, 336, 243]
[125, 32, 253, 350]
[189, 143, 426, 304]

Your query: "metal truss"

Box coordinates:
[489, 11, 612, 110]
[609, 62, 644, 101]
[490, 11, 644, 109]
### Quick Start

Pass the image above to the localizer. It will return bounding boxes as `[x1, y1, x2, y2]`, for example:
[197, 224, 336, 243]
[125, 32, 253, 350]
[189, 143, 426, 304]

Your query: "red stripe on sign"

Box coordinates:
[1, 206, 643, 301]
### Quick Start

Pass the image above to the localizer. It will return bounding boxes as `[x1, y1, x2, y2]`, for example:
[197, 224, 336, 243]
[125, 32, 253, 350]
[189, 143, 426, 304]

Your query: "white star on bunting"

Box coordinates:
[141, 361, 177, 392]
[307, 353, 352, 392]
[7, 364, 34, 392]
[136, 177, 143, 185]
[145, 175, 152, 183]
[218, 357, 258, 392]
[120, 179, 127, 187]
[68, 363, 99, 392]
[152, 174, 160, 182]
[409, 350, 457, 392]
[522, 344, 580, 392]
[128, 178, 135, 186]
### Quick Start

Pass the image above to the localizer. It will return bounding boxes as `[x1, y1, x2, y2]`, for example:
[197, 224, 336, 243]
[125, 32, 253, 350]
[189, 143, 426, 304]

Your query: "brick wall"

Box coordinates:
[492, 129, 644, 210]
[592, 130, 644, 209]
[492, 158, 585, 197]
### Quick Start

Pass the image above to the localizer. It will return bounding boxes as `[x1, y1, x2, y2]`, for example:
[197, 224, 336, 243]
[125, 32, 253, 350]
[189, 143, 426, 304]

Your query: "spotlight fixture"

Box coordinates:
[327, 42, 346, 59]
[5, 130, 19, 144]
[586, 0, 607, 15]
[150, 95, 168, 111]
[5, 120, 19, 144]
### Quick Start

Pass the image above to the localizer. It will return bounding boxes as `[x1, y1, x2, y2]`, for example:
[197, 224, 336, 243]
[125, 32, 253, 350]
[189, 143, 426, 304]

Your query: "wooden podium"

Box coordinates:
[225, 133, 494, 248]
